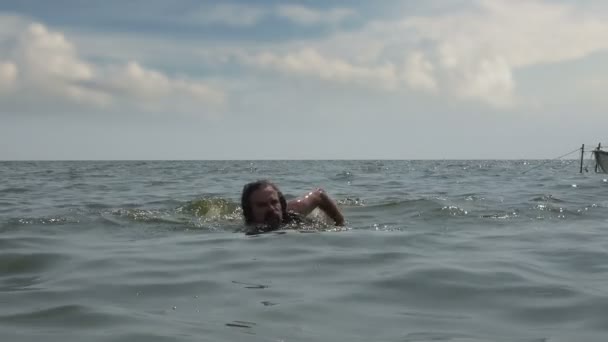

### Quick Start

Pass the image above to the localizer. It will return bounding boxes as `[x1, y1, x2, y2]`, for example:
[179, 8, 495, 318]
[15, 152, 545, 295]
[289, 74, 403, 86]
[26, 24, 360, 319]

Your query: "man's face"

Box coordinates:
[249, 185, 283, 228]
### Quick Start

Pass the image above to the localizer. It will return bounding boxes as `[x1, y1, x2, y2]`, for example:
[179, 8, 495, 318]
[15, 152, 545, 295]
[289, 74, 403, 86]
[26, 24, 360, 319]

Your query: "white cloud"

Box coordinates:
[399, 0, 608, 106]
[187, 4, 267, 27]
[103, 61, 225, 109]
[403, 52, 436, 92]
[185, 4, 356, 27]
[235, 0, 608, 108]
[242, 48, 399, 90]
[276, 5, 355, 25]
[4, 1, 605, 111]
[0, 21, 225, 115]
[0, 61, 17, 92]
[14, 23, 108, 105]
[453, 57, 515, 107]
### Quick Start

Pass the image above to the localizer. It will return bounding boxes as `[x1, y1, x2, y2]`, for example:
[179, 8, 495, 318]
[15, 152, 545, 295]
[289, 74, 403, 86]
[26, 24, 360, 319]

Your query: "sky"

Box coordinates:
[0, 0, 607, 160]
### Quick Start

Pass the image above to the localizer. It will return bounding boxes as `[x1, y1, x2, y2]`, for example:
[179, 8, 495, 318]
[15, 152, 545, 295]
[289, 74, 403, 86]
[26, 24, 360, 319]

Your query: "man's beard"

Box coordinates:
[263, 211, 282, 230]
[246, 211, 283, 235]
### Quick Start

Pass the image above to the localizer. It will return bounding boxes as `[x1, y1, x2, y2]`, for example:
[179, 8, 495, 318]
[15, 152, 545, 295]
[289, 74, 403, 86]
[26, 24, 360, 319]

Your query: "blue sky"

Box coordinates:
[1, 0, 607, 160]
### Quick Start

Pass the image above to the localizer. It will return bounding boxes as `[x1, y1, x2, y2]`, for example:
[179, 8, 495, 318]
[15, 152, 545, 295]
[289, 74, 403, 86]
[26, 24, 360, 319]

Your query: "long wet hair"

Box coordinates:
[241, 180, 288, 225]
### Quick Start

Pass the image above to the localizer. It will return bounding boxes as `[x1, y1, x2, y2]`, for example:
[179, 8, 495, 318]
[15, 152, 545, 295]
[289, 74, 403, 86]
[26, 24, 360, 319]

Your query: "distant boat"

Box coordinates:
[593, 147, 608, 173]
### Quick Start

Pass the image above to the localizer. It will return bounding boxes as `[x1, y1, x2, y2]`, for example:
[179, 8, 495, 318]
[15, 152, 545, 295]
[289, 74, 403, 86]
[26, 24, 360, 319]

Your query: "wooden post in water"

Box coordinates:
[580, 144, 585, 173]
[596, 143, 602, 173]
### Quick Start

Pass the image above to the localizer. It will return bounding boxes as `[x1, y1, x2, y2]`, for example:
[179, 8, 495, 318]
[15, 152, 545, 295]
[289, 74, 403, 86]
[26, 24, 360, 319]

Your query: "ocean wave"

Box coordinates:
[91, 198, 245, 232]
[0, 187, 30, 194]
[0, 251, 71, 292]
[106, 208, 189, 225]
[0, 304, 130, 328]
[176, 198, 240, 218]
[337, 197, 366, 206]
[531, 194, 565, 203]
[0, 252, 68, 276]
[3, 216, 81, 227]
[331, 170, 355, 181]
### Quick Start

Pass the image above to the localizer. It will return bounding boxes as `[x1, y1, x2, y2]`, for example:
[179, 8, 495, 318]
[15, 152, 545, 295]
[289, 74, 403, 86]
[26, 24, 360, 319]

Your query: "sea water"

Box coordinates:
[1, 160, 607, 341]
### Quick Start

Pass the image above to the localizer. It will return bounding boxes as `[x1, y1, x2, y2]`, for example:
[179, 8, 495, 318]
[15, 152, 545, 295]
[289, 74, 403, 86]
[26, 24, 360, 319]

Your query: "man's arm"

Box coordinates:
[287, 188, 345, 226]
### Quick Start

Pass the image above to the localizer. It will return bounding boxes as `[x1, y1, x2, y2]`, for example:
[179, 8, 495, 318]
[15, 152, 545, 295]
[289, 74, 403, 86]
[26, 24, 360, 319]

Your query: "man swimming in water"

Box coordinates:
[241, 180, 345, 234]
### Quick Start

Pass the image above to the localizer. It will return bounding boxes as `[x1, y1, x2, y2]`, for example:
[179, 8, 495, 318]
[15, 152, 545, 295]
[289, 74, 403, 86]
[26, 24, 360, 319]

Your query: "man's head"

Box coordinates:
[241, 180, 288, 229]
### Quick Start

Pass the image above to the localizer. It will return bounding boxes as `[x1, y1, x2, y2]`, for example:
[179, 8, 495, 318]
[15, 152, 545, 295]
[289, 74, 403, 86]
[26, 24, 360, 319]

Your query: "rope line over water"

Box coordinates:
[522, 147, 584, 174]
